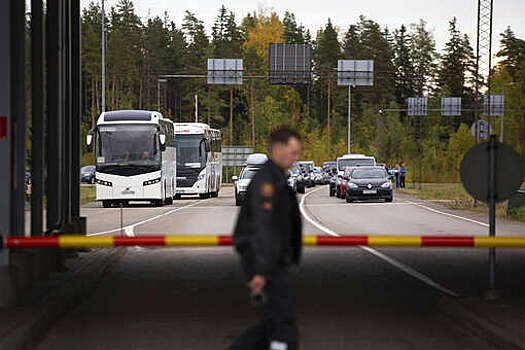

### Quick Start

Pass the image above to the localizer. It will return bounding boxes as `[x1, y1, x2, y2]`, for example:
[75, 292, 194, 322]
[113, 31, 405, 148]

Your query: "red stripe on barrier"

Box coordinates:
[0, 116, 7, 139]
[6, 236, 60, 248]
[113, 236, 166, 247]
[316, 236, 368, 246]
[421, 236, 475, 247]
[218, 236, 233, 246]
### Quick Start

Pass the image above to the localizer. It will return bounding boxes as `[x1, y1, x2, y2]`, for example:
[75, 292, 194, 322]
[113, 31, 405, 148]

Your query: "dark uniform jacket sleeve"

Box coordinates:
[247, 169, 285, 277]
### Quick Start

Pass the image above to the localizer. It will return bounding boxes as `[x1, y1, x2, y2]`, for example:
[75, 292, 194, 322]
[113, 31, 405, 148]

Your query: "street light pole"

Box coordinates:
[101, 0, 105, 112]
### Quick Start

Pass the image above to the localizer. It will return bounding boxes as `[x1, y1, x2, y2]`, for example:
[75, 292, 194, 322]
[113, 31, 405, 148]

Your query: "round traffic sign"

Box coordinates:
[460, 141, 524, 202]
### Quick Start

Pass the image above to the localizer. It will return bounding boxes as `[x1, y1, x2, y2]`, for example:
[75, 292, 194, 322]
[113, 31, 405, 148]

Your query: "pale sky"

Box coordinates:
[85, 0, 525, 53]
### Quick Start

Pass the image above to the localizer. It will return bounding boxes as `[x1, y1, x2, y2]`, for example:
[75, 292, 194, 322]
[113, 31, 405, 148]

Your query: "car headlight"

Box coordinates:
[347, 182, 358, 189]
[143, 178, 161, 186]
[95, 178, 112, 186]
[381, 181, 392, 189]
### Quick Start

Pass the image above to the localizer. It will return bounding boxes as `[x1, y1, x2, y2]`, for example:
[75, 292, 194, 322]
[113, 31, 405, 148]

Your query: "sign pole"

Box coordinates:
[347, 85, 351, 154]
[487, 135, 497, 296]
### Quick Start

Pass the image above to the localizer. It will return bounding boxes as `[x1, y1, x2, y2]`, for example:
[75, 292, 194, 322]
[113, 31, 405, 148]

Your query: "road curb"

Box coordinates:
[438, 296, 525, 350]
[0, 248, 126, 350]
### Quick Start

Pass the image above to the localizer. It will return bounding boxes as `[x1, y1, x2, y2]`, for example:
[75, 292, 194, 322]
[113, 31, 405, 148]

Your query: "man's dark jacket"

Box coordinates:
[233, 160, 302, 280]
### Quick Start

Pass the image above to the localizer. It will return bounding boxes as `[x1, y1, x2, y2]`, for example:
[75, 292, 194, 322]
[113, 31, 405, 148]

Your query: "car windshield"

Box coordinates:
[81, 166, 95, 172]
[338, 158, 375, 170]
[176, 134, 206, 169]
[96, 124, 160, 165]
[351, 169, 387, 179]
[241, 168, 259, 179]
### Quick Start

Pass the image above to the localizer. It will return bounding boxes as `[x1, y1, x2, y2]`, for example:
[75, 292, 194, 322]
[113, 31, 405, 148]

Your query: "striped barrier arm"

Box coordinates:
[2, 235, 525, 249]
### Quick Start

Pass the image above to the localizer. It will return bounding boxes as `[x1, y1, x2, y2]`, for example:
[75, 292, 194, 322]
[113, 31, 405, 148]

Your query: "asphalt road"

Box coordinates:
[35, 186, 525, 349]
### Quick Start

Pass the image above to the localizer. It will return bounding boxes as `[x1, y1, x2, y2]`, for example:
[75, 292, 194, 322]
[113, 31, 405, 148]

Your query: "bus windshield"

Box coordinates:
[338, 158, 374, 170]
[176, 135, 206, 169]
[96, 124, 160, 166]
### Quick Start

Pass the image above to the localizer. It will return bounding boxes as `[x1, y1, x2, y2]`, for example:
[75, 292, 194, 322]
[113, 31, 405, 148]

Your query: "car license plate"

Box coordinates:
[363, 189, 377, 194]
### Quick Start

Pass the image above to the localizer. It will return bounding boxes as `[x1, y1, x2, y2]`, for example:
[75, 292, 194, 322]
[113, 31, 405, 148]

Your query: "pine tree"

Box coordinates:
[409, 19, 437, 95]
[393, 24, 415, 104]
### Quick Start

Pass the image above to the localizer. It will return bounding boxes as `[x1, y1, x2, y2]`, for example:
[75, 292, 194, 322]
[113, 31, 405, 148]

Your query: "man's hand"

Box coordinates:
[249, 275, 267, 295]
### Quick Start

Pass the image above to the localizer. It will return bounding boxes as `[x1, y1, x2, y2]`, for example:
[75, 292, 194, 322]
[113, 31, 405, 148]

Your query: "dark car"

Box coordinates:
[80, 165, 96, 184]
[344, 166, 393, 203]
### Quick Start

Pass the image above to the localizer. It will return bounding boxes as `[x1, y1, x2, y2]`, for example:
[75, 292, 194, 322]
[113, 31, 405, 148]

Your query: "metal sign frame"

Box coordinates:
[337, 60, 374, 86]
[207, 59, 243, 85]
[408, 97, 428, 116]
[441, 97, 462, 116]
[268, 43, 312, 85]
[482, 95, 504, 116]
[222, 146, 254, 167]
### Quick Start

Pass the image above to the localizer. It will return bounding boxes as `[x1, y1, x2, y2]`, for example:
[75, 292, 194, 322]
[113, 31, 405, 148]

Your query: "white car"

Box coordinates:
[232, 153, 268, 206]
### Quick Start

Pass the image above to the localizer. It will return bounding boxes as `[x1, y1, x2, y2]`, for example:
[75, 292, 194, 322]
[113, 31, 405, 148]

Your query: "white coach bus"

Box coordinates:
[86, 110, 176, 207]
[174, 123, 222, 199]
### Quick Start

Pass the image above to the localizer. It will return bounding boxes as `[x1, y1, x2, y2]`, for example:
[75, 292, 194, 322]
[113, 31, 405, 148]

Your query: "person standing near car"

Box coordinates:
[394, 163, 400, 188]
[228, 126, 303, 350]
[399, 163, 407, 188]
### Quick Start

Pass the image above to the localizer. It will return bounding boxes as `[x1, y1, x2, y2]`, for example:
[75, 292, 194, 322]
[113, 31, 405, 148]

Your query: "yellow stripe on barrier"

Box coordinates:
[165, 235, 219, 246]
[474, 237, 525, 248]
[302, 236, 317, 246]
[368, 236, 422, 247]
[59, 235, 114, 248]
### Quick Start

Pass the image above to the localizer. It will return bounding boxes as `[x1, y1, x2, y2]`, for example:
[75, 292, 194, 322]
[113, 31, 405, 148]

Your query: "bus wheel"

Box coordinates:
[152, 200, 163, 207]
[199, 193, 210, 199]
[102, 201, 111, 208]
[165, 196, 173, 205]
[211, 191, 218, 198]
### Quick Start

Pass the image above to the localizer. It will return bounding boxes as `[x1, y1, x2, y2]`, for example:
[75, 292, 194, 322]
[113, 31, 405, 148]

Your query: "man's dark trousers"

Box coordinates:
[227, 268, 298, 350]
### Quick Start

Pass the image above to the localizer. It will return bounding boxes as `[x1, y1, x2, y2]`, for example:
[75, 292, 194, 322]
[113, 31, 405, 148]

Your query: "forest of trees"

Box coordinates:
[77, 0, 525, 182]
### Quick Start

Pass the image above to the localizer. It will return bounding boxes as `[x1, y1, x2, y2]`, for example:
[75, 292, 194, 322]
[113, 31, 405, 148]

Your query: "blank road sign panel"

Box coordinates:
[483, 95, 504, 116]
[441, 97, 462, 116]
[269, 43, 312, 85]
[208, 59, 243, 85]
[408, 97, 428, 116]
[337, 60, 374, 86]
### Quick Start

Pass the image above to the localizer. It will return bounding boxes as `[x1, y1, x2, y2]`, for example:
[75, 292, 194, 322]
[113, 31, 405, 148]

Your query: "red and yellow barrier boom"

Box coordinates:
[2, 235, 525, 249]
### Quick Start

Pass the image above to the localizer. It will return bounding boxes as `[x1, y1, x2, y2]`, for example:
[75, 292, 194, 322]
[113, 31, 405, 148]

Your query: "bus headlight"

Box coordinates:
[95, 178, 112, 186]
[143, 178, 161, 186]
[197, 170, 206, 181]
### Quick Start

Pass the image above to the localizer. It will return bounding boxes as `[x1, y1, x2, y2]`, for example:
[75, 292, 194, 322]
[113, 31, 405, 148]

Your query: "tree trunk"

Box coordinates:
[229, 86, 233, 145]
[251, 81, 255, 147]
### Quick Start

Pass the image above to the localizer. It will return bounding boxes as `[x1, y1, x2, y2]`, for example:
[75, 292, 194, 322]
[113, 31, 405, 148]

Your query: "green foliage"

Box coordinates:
[72, 3, 524, 183]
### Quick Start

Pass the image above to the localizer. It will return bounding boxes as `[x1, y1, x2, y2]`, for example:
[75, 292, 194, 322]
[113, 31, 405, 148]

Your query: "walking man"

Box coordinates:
[399, 163, 407, 188]
[228, 126, 303, 350]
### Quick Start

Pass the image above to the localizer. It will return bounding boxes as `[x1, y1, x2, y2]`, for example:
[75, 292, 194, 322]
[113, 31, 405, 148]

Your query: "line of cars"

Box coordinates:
[232, 156, 334, 206]
[329, 154, 394, 203]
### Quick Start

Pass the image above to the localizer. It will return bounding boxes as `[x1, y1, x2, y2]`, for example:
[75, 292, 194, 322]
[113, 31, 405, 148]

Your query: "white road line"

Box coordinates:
[87, 200, 205, 237]
[305, 202, 412, 207]
[299, 187, 460, 297]
[407, 201, 489, 228]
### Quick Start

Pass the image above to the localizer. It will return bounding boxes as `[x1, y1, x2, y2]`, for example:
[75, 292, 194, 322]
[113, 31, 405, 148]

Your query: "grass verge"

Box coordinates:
[398, 183, 524, 222]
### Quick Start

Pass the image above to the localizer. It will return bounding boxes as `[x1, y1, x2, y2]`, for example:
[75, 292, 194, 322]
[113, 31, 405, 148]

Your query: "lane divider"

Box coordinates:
[298, 186, 462, 297]
[3, 235, 525, 249]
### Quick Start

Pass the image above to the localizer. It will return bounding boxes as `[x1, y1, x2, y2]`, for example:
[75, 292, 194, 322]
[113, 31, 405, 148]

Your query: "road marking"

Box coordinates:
[299, 187, 460, 297]
[407, 201, 489, 228]
[305, 202, 412, 207]
[88, 200, 205, 237]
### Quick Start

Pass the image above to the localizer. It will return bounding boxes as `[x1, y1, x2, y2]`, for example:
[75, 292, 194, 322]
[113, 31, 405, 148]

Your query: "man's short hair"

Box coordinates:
[269, 126, 301, 150]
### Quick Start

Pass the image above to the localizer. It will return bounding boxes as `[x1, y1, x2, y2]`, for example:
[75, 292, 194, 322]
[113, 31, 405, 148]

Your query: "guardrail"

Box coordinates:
[3, 235, 525, 249]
